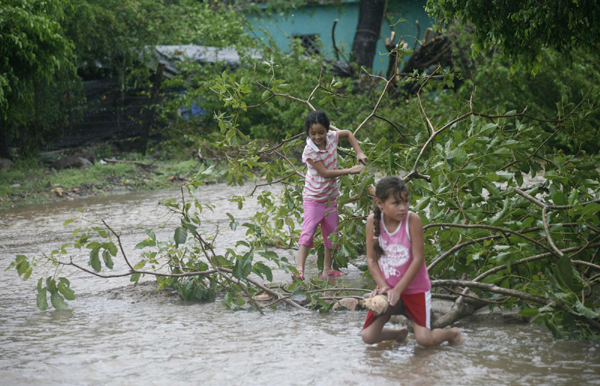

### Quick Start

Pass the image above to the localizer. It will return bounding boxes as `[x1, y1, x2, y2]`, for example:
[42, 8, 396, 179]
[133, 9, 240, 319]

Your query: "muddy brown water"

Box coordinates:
[1, 184, 599, 385]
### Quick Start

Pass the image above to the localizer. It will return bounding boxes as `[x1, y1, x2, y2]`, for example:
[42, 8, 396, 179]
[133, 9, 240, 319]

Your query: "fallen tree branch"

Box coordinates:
[425, 223, 552, 271]
[474, 243, 600, 282]
[432, 279, 600, 331]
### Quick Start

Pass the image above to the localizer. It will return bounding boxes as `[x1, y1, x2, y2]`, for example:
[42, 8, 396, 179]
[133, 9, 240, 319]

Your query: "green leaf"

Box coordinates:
[574, 203, 600, 216]
[89, 247, 101, 272]
[134, 239, 154, 250]
[106, 242, 118, 257]
[556, 255, 575, 292]
[94, 227, 108, 238]
[575, 301, 600, 319]
[46, 277, 57, 293]
[58, 282, 76, 301]
[37, 288, 48, 311]
[518, 308, 539, 318]
[495, 171, 514, 182]
[16, 259, 29, 277]
[259, 251, 279, 261]
[493, 147, 511, 155]
[182, 219, 197, 232]
[51, 292, 69, 310]
[226, 213, 238, 231]
[222, 291, 233, 308]
[102, 250, 114, 269]
[130, 273, 141, 283]
[146, 230, 156, 241]
[233, 253, 253, 279]
[552, 191, 568, 206]
[413, 197, 430, 211]
[86, 241, 100, 250]
[543, 314, 563, 339]
[23, 266, 33, 281]
[174, 227, 188, 247]
[252, 262, 273, 282]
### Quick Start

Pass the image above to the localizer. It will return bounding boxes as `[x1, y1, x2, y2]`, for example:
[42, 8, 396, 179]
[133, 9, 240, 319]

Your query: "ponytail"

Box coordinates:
[372, 205, 385, 260]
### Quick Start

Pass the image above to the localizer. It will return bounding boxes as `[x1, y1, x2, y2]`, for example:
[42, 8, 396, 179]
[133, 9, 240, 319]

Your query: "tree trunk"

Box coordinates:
[117, 57, 126, 138]
[22, 82, 42, 157]
[139, 63, 165, 155]
[0, 117, 10, 159]
[350, 0, 387, 70]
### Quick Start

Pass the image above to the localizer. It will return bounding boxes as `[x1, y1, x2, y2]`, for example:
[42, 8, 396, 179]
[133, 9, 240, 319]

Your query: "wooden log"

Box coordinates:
[359, 294, 404, 317]
[102, 158, 167, 168]
[423, 27, 433, 43]
[332, 297, 359, 311]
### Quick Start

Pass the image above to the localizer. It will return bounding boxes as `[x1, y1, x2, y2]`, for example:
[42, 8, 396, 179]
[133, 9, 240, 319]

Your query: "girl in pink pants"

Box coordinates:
[294, 110, 367, 280]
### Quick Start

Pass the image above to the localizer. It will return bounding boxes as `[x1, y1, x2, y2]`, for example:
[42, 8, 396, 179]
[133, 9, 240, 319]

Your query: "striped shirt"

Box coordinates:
[302, 130, 339, 201]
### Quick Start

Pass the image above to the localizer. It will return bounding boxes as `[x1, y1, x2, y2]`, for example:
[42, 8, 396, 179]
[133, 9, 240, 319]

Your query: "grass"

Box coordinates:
[0, 157, 224, 209]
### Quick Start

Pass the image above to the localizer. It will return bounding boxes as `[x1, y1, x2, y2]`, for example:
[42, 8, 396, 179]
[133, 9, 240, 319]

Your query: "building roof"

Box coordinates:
[151, 45, 262, 76]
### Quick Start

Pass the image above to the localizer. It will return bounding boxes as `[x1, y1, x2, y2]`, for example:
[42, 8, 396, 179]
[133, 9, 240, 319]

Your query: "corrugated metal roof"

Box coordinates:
[151, 45, 262, 75]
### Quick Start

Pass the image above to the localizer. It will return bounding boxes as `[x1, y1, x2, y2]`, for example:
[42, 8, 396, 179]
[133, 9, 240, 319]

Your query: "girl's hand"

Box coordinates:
[371, 286, 390, 297]
[348, 164, 364, 174]
[357, 153, 367, 165]
[385, 287, 402, 306]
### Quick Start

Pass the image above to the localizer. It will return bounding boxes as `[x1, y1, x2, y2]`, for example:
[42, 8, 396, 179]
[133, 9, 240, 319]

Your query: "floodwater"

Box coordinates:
[1, 184, 599, 386]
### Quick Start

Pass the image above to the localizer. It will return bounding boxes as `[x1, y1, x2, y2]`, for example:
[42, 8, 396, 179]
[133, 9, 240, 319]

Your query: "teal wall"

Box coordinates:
[246, 0, 432, 75]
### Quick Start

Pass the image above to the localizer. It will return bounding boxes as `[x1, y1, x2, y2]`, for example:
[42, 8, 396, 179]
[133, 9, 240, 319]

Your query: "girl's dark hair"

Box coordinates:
[372, 176, 410, 260]
[304, 110, 330, 135]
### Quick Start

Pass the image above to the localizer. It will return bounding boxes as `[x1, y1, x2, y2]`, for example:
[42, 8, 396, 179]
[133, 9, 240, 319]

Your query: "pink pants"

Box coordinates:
[298, 199, 339, 249]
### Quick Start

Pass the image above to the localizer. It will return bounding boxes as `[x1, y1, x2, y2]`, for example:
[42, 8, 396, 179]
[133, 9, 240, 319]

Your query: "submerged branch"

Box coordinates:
[432, 280, 552, 306]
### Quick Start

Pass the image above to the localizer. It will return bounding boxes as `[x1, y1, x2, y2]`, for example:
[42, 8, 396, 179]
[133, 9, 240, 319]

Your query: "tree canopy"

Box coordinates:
[0, 0, 72, 125]
[427, 0, 600, 73]
[0, 0, 254, 158]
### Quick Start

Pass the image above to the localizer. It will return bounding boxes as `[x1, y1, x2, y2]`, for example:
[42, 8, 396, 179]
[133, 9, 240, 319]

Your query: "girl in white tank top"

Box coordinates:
[362, 176, 462, 347]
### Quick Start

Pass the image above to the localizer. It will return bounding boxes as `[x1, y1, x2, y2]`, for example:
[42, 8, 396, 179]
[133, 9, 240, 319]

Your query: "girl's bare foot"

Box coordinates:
[448, 328, 463, 346]
[396, 328, 409, 343]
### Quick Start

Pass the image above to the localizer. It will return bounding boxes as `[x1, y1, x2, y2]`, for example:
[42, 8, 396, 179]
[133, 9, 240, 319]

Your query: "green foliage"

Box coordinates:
[451, 39, 600, 154]
[0, 0, 79, 156]
[7, 168, 301, 311]
[427, 0, 600, 73]
[0, 0, 73, 115]
[159, 38, 386, 146]
[205, 48, 600, 339]
[2, 0, 255, 158]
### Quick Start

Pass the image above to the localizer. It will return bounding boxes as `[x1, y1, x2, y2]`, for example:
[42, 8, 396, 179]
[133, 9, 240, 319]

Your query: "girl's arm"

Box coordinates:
[338, 130, 367, 165]
[386, 213, 426, 306]
[366, 214, 389, 292]
[307, 159, 363, 178]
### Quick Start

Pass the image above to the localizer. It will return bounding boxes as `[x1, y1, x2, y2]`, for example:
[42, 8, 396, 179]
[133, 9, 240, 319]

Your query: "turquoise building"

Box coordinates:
[246, 0, 432, 75]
